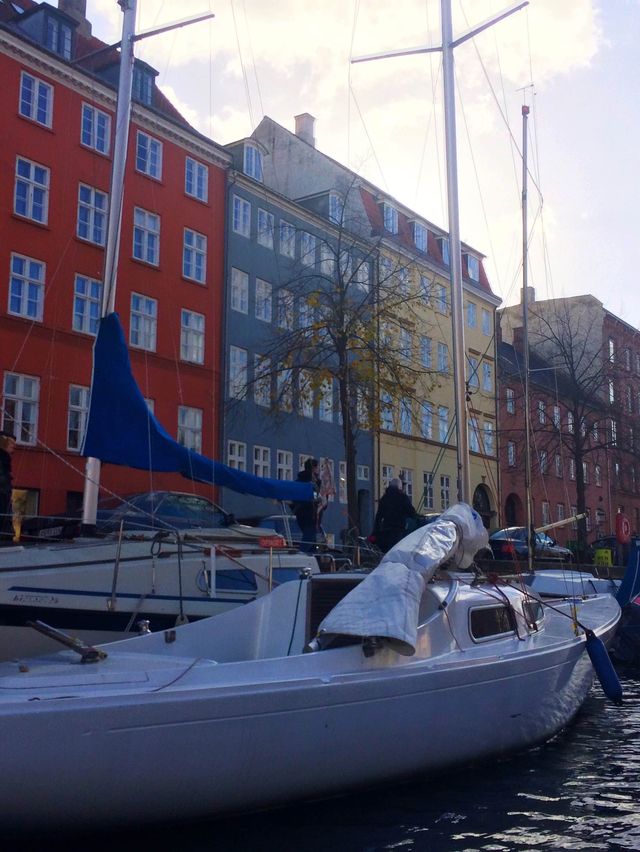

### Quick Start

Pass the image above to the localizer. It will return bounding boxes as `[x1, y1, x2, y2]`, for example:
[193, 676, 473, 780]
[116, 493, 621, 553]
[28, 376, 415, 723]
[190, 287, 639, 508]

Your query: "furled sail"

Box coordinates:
[81, 313, 314, 503]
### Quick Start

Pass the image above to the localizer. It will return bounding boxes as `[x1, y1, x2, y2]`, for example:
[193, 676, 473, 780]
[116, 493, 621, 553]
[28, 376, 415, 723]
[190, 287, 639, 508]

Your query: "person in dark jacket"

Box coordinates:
[292, 458, 321, 552]
[371, 478, 419, 553]
[0, 430, 16, 543]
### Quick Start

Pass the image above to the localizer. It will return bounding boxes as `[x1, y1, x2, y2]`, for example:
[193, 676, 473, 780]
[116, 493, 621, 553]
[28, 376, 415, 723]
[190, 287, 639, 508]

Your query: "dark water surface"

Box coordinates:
[8, 671, 640, 851]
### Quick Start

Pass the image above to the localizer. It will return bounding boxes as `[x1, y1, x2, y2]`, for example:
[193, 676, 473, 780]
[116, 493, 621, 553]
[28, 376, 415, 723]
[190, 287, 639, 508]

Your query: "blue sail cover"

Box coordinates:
[81, 313, 314, 503]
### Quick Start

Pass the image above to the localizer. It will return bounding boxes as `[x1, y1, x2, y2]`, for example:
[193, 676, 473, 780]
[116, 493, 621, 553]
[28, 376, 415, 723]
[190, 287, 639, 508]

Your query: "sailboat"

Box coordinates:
[0, 0, 629, 832]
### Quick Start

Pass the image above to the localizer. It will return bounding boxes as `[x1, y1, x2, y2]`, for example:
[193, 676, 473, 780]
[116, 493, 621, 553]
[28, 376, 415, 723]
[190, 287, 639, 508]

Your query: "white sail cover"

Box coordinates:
[315, 503, 488, 655]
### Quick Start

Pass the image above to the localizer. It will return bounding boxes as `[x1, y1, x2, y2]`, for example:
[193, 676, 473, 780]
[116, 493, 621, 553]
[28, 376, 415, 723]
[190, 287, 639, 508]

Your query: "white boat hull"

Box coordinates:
[0, 577, 620, 829]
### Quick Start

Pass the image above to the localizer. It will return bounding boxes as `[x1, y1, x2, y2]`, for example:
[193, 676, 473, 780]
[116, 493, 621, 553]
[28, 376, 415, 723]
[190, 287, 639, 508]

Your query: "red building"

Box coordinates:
[1, 0, 229, 519]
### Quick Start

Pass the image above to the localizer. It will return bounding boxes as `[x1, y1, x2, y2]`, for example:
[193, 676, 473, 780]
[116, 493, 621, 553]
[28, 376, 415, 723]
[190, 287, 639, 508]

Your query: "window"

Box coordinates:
[539, 449, 547, 474]
[382, 203, 398, 234]
[253, 445, 270, 477]
[482, 363, 493, 393]
[279, 221, 296, 258]
[608, 337, 615, 363]
[440, 475, 451, 510]
[583, 461, 589, 484]
[277, 450, 293, 480]
[419, 275, 431, 303]
[130, 293, 157, 351]
[9, 254, 44, 321]
[329, 192, 344, 225]
[254, 355, 271, 407]
[483, 421, 494, 456]
[243, 144, 263, 180]
[319, 380, 333, 422]
[73, 275, 102, 335]
[277, 289, 294, 329]
[467, 301, 477, 328]
[380, 392, 393, 431]
[555, 454, 562, 477]
[320, 244, 334, 275]
[227, 440, 246, 471]
[277, 366, 293, 412]
[2, 373, 39, 445]
[595, 464, 602, 487]
[182, 229, 207, 283]
[357, 464, 370, 481]
[398, 268, 410, 297]
[180, 310, 205, 364]
[469, 417, 480, 452]
[354, 258, 370, 291]
[481, 308, 491, 336]
[420, 336, 433, 369]
[420, 402, 433, 439]
[257, 209, 274, 249]
[67, 385, 89, 451]
[81, 103, 111, 154]
[300, 232, 316, 267]
[567, 411, 575, 434]
[177, 406, 202, 453]
[232, 195, 251, 237]
[611, 419, 617, 446]
[467, 356, 479, 389]
[132, 66, 153, 106]
[438, 406, 449, 443]
[556, 503, 565, 523]
[299, 297, 314, 329]
[437, 237, 450, 265]
[541, 501, 550, 527]
[229, 346, 248, 399]
[413, 222, 427, 252]
[135, 131, 162, 179]
[185, 157, 208, 202]
[422, 472, 434, 509]
[466, 255, 480, 281]
[298, 370, 314, 418]
[438, 342, 449, 374]
[399, 329, 412, 361]
[400, 398, 412, 434]
[45, 14, 72, 58]
[434, 283, 447, 313]
[230, 268, 249, 314]
[132, 208, 160, 265]
[255, 279, 272, 322]
[14, 157, 49, 223]
[507, 441, 516, 467]
[339, 461, 348, 503]
[399, 468, 413, 499]
[569, 459, 576, 480]
[19, 72, 53, 127]
[537, 400, 546, 424]
[382, 464, 394, 490]
[77, 184, 108, 245]
[609, 379, 615, 404]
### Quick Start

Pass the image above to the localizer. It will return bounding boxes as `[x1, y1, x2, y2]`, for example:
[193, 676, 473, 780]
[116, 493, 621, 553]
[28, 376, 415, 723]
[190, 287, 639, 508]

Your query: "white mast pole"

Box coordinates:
[521, 103, 535, 571]
[81, 0, 137, 532]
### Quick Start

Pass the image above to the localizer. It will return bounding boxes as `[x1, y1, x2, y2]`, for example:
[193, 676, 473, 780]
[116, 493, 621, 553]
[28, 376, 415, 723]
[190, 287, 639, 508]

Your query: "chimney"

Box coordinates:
[58, 0, 92, 37]
[294, 113, 316, 147]
[521, 285, 535, 305]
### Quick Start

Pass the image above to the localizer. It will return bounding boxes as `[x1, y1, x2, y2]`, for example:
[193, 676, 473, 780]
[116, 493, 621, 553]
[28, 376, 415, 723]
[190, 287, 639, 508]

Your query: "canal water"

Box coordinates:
[9, 669, 640, 851]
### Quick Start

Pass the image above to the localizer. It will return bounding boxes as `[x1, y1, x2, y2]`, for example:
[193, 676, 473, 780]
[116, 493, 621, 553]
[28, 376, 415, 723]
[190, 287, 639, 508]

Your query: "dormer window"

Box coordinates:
[466, 254, 480, 282]
[329, 192, 344, 225]
[382, 203, 398, 234]
[132, 67, 153, 106]
[243, 144, 263, 181]
[436, 236, 450, 266]
[413, 222, 427, 252]
[45, 14, 72, 59]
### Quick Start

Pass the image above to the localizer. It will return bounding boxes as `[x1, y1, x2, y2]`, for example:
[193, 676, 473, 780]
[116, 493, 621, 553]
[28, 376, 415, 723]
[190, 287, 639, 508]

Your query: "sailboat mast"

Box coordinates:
[81, 0, 137, 530]
[521, 104, 535, 571]
[441, 0, 470, 504]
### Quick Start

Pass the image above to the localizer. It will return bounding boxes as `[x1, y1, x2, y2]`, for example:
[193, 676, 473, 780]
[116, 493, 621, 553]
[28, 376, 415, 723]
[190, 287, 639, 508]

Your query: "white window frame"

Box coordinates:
[77, 183, 108, 246]
[129, 293, 157, 352]
[230, 267, 249, 314]
[437, 342, 449, 374]
[135, 130, 163, 179]
[180, 309, 205, 364]
[232, 195, 251, 237]
[257, 209, 274, 249]
[19, 71, 53, 127]
[243, 144, 263, 181]
[319, 379, 333, 422]
[438, 405, 449, 443]
[183, 229, 207, 283]
[255, 278, 272, 322]
[132, 207, 160, 266]
[277, 289, 294, 329]
[229, 346, 248, 400]
[276, 449, 293, 481]
[253, 355, 271, 407]
[383, 203, 398, 234]
[81, 103, 111, 155]
[177, 406, 202, 453]
[467, 301, 477, 328]
[298, 370, 314, 418]
[73, 274, 102, 335]
[227, 440, 247, 471]
[14, 156, 49, 224]
[9, 253, 44, 321]
[279, 221, 296, 258]
[67, 384, 89, 451]
[420, 402, 433, 439]
[185, 157, 208, 202]
[300, 232, 316, 267]
[481, 308, 491, 336]
[440, 474, 451, 510]
[413, 222, 427, 252]
[253, 445, 271, 477]
[2, 372, 39, 445]
[506, 387, 515, 414]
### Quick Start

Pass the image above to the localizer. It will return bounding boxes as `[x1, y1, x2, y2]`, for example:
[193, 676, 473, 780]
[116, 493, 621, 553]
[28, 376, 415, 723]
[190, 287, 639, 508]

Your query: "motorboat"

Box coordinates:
[0, 504, 624, 830]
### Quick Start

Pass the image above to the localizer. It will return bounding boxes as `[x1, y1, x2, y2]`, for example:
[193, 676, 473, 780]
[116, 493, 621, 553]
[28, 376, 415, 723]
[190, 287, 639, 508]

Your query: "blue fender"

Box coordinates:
[585, 629, 623, 704]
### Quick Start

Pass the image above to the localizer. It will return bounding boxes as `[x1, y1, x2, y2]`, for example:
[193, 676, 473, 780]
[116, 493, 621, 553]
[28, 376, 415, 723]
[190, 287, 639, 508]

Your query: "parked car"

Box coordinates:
[21, 491, 234, 540]
[488, 527, 574, 563]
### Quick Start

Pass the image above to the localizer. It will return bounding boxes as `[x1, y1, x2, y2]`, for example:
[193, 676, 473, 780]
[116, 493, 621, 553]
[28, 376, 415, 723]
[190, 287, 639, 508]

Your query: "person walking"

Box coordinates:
[371, 477, 419, 553]
[0, 430, 16, 543]
[292, 458, 321, 552]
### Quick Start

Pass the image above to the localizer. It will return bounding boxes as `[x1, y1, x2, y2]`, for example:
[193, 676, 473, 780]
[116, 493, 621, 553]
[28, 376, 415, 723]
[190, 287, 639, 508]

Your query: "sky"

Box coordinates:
[88, 0, 640, 326]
